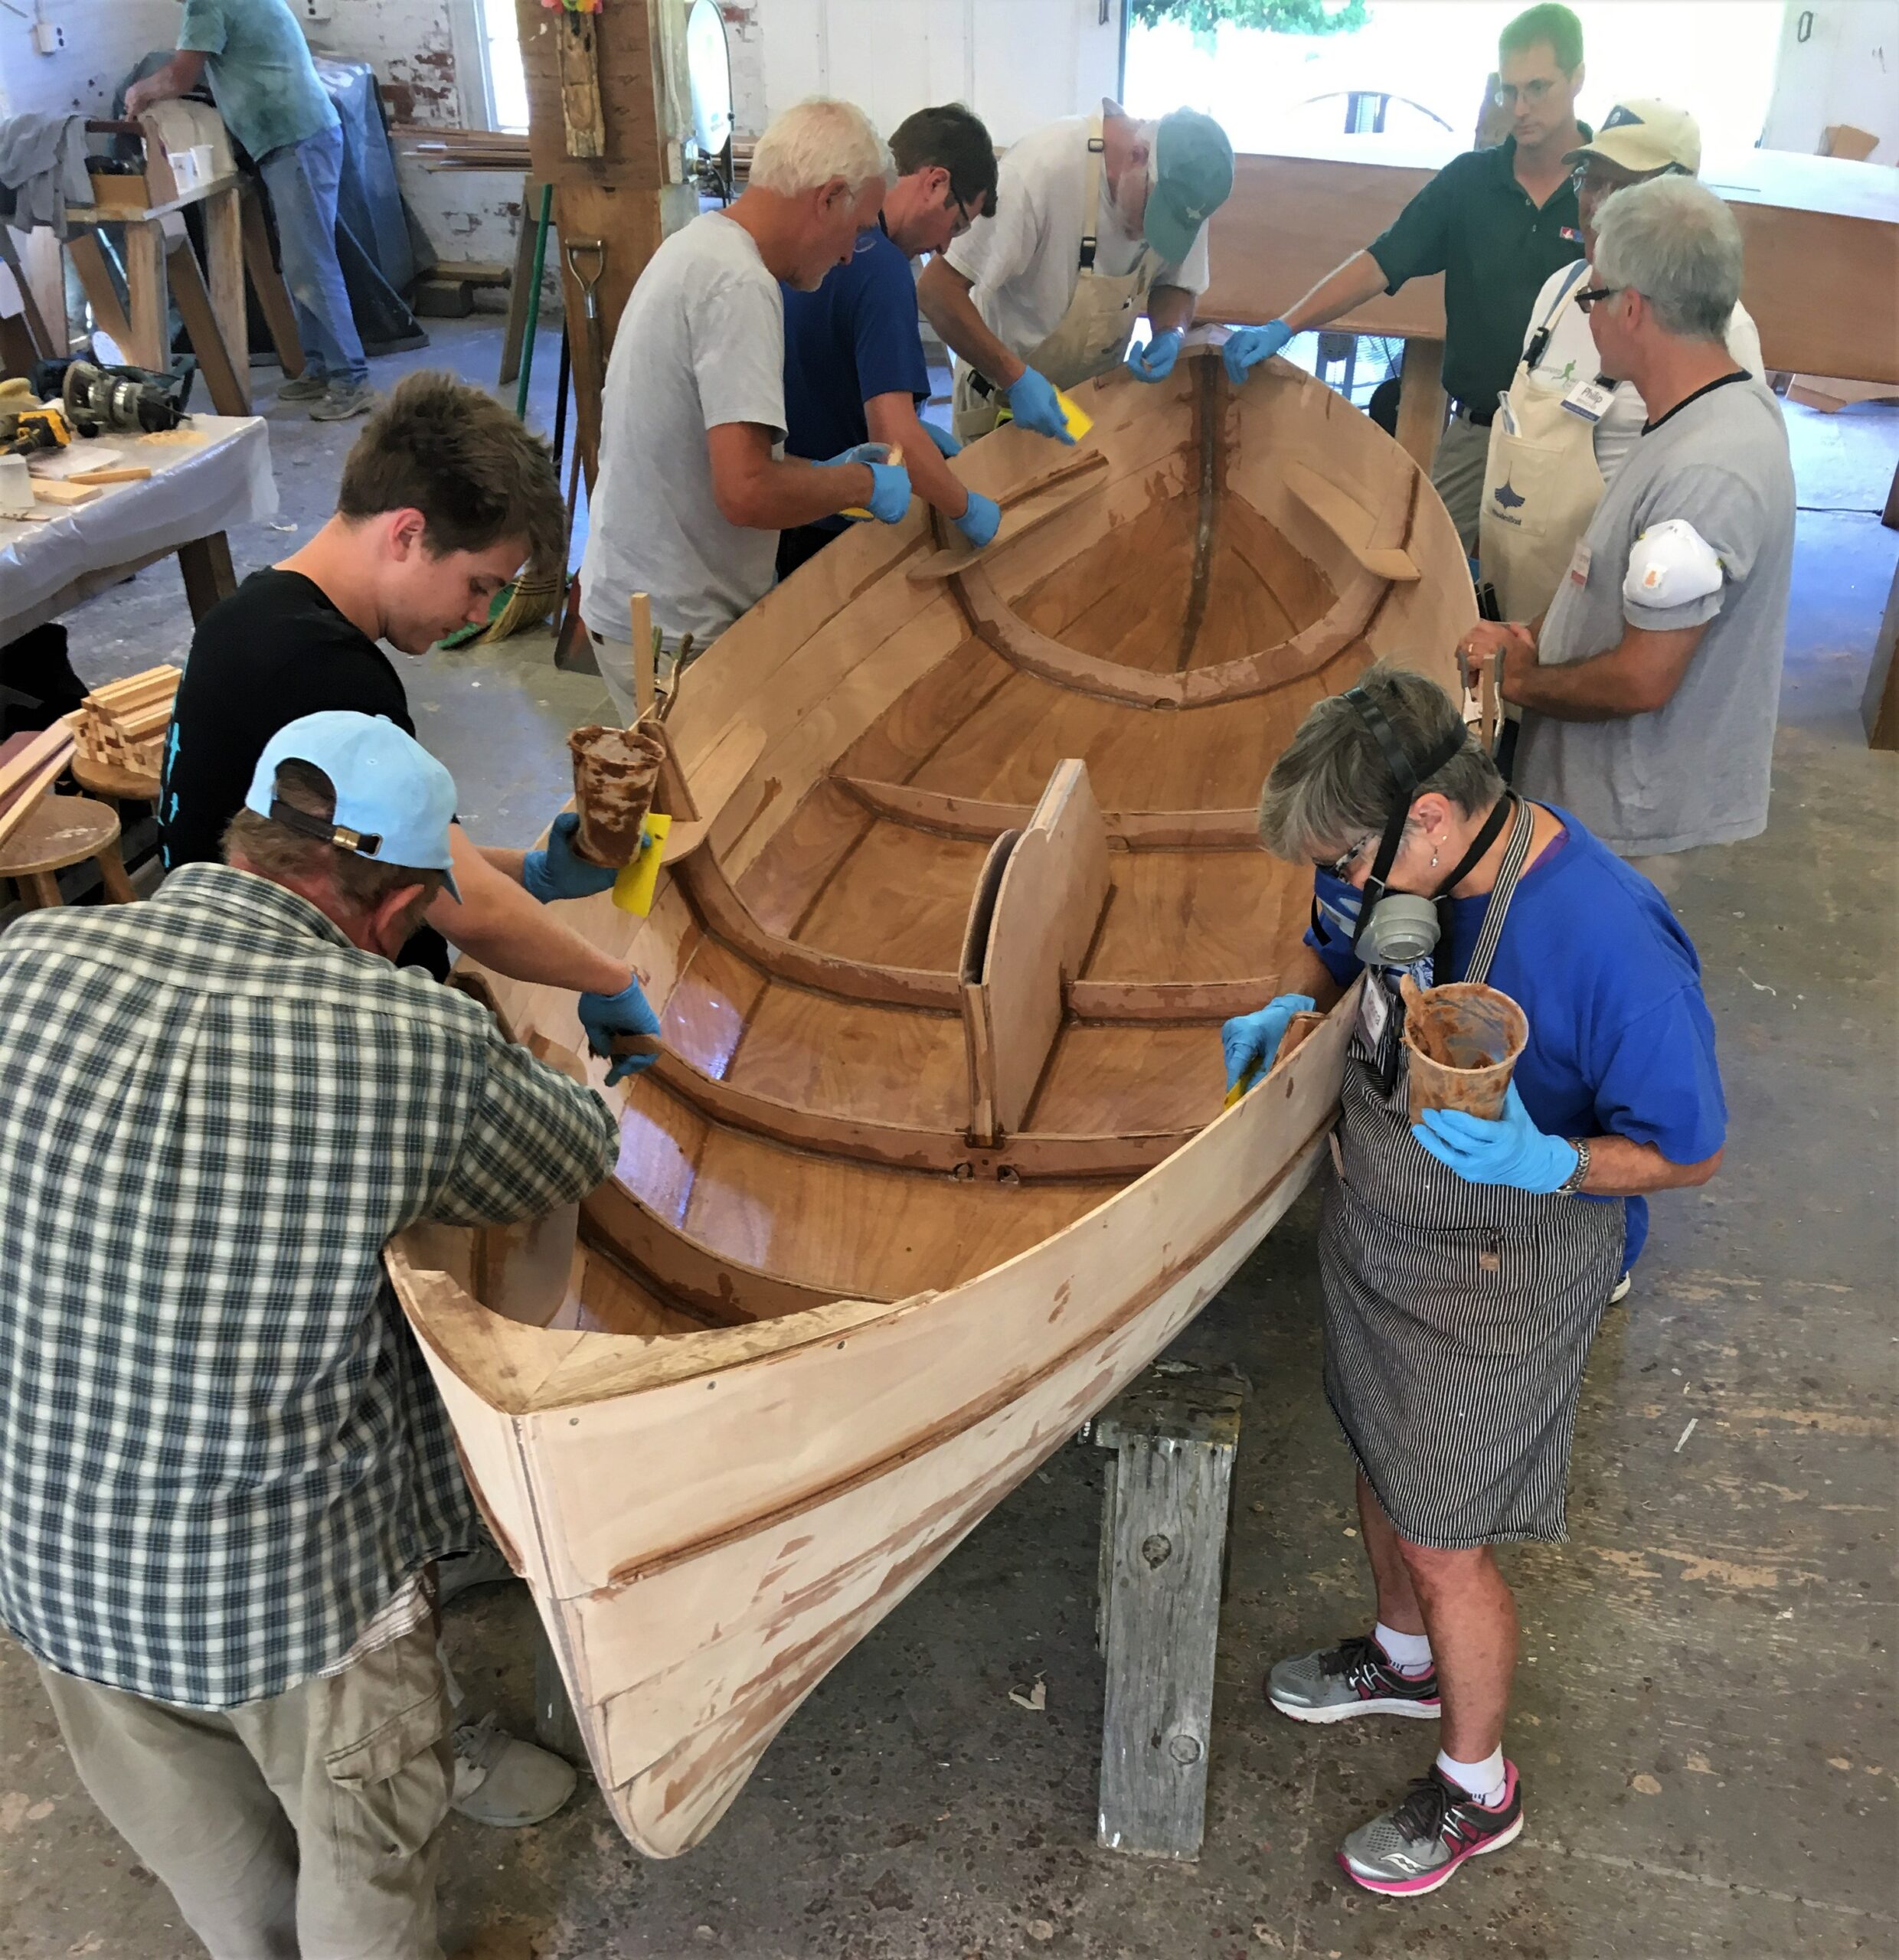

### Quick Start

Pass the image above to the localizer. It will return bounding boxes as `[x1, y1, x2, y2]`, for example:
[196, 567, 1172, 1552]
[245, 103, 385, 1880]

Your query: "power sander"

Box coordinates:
[58, 358, 191, 439]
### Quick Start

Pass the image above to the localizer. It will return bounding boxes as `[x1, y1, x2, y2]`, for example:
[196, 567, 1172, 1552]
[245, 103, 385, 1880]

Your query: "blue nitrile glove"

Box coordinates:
[1126, 326, 1182, 383]
[827, 443, 913, 524]
[1411, 1081, 1580, 1193]
[921, 419, 963, 458]
[1003, 366, 1076, 444]
[1221, 993, 1316, 1095]
[1222, 318, 1293, 387]
[577, 976, 663, 1086]
[522, 812, 619, 903]
[953, 489, 1001, 549]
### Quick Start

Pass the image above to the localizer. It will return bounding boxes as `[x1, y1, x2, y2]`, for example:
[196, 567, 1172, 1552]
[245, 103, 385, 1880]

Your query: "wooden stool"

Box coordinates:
[0, 795, 137, 909]
[1092, 1361, 1246, 1861]
[70, 752, 162, 810]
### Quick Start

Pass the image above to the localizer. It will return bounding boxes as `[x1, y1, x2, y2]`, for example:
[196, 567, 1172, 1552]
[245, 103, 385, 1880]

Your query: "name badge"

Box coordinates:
[1567, 538, 1593, 588]
[1561, 378, 1616, 423]
[1358, 972, 1391, 1047]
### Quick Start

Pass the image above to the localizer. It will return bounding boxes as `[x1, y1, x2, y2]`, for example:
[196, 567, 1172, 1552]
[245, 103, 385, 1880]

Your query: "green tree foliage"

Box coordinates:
[1130, 0, 1368, 32]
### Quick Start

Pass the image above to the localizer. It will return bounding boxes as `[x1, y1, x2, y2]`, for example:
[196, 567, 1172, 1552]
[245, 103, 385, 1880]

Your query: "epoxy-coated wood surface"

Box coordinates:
[387, 351, 1474, 1860]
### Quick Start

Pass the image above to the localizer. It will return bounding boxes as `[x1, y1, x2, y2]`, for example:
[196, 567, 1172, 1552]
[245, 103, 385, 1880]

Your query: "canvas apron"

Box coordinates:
[952, 116, 1157, 443]
[1477, 262, 1606, 624]
[1316, 798, 1625, 1548]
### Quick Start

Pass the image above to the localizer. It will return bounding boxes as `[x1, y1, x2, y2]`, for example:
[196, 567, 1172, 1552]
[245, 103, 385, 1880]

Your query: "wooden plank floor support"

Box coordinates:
[1093, 1363, 1245, 1860]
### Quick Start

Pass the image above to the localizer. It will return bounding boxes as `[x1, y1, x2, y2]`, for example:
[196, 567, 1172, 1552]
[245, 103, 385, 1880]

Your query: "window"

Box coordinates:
[447, 0, 530, 135]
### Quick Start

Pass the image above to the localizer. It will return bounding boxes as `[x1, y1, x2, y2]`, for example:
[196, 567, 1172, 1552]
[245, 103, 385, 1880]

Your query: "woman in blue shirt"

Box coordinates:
[1224, 661, 1724, 1899]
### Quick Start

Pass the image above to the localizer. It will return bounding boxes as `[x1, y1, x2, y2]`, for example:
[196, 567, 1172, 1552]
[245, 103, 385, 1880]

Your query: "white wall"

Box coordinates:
[1760, 0, 1899, 162]
[720, 0, 1126, 144]
[0, 0, 181, 117]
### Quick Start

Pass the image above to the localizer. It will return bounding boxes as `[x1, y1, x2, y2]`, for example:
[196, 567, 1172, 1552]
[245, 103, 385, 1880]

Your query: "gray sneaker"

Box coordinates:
[1267, 1632, 1440, 1723]
[310, 380, 375, 422]
[1337, 1762, 1523, 1896]
[275, 371, 328, 401]
[450, 1713, 578, 1827]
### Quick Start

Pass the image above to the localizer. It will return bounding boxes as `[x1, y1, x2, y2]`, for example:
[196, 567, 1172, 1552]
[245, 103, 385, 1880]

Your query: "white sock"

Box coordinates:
[1374, 1621, 1433, 1676]
[1437, 1746, 1506, 1806]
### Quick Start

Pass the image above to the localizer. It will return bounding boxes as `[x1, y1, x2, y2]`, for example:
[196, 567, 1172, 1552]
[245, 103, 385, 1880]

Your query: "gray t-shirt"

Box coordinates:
[1513, 374, 1793, 857]
[580, 213, 786, 651]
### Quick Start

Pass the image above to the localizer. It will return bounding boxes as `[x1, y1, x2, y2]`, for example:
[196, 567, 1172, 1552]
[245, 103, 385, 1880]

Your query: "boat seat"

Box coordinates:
[960, 758, 1110, 1146]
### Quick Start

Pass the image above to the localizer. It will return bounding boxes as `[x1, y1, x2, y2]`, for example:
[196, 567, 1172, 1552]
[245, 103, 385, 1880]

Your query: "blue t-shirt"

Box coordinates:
[780, 223, 930, 534]
[178, 0, 337, 161]
[1306, 805, 1726, 1268]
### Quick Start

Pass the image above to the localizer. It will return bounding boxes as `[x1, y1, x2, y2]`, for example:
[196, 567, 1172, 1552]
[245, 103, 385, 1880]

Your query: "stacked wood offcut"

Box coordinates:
[0, 720, 77, 851]
[74, 665, 179, 778]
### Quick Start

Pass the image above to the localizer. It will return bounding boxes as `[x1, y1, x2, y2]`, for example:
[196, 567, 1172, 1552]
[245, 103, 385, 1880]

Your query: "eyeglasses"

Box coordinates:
[1574, 284, 1625, 313]
[948, 188, 972, 240]
[1492, 77, 1558, 107]
[1315, 832, 1376, 881]
[1571, 164, 1635, 198]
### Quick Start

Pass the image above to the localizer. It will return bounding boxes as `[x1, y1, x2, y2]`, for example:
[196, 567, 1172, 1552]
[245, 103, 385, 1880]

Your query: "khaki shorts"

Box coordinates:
[1430, 410, 1491, 558]
[38, 1617, 453, 1960]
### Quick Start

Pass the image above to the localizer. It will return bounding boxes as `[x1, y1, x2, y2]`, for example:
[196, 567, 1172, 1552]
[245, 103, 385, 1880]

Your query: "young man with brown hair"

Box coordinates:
[161, 370, 661, 1079]
[776, 102, 1002, 579]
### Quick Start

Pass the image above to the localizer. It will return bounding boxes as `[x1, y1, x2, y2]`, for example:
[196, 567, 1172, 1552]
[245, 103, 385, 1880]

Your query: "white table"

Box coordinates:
[0, 414, 277, 639]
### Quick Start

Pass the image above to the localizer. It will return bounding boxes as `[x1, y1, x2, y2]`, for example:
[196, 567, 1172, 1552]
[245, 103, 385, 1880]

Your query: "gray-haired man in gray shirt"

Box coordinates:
[1467, 175, 1794, 880]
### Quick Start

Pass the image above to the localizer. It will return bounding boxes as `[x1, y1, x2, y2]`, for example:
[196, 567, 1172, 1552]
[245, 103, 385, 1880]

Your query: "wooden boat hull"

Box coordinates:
[387, 348, 1469, 1856]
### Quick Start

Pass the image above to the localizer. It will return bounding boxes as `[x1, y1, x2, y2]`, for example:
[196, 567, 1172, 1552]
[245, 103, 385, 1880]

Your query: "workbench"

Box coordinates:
[0, 416, 276, 639]
[1201, 136, 1899, 469]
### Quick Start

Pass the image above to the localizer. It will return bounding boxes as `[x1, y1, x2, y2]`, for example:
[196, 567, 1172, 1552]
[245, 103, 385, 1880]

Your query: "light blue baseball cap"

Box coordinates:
[245, 711, 460, 898]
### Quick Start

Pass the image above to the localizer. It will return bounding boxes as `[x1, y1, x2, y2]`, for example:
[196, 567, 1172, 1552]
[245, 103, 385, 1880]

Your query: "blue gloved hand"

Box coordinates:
[522, 812, 619, 903]
[1411, 1081, 1580, 1193]
[577, 976, 663, 1086]
[921, 419, 963, 458]
[1002, 366, 1076, 444]
[1221, 993, 1316, 1095]
[864, 459, 912, 524]
[1222, 318, 1293, 387]
[953, 488, 1001, 549]
[1126, 326, 1182, 383]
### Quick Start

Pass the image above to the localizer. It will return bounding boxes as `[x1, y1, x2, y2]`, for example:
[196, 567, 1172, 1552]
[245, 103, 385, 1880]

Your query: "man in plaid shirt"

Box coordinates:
[0, 714, 626, 1959]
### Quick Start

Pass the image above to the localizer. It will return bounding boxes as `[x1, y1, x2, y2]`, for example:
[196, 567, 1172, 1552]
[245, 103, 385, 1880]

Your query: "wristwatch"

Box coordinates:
[1556, 1137, 1591, 1195]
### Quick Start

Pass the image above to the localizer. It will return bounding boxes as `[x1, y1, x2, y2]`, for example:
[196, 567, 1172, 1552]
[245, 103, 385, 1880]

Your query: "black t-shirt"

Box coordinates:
[159, 568, 451, 976]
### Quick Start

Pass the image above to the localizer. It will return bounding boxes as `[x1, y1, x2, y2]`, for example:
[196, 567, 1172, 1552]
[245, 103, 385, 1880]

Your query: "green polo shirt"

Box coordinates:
[1368, 132, 1588, 411]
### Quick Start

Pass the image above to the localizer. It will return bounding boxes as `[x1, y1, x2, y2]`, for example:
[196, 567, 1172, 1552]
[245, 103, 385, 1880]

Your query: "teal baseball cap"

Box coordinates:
[1146, 108, 1234, 266]
[245, 711, 460, 897]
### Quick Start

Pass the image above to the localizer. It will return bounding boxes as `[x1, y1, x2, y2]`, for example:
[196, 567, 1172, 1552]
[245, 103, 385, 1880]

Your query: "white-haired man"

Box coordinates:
[580, 97, 914, 717]
[1469, 175, 1793, 885]
[917, 100, 1234, 445]
[1479, 100, 1765, 625]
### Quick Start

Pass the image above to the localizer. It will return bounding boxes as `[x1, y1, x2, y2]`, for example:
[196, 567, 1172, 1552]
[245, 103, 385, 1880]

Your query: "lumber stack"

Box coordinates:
[74, 665, 179, 778]
[0, 720, 77, 851]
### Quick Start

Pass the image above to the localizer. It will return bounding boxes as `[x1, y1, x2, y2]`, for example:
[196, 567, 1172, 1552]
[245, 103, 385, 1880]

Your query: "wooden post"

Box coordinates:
[67, 234, 134, 352]
[239, 181, 304, 377]
[165, 232, 249, 416]
[121, 221, 168, 371]
[1093, 1364, 1244, 1861]
[176, 532, 237, 622]
[629, 591, 656, 716]
[1394, 335, 1448, 472]
[202, 184, 248, 406]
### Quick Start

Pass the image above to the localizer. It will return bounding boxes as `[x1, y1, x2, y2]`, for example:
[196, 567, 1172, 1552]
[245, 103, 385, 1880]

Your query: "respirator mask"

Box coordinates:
[1325, 685, 1515, 972]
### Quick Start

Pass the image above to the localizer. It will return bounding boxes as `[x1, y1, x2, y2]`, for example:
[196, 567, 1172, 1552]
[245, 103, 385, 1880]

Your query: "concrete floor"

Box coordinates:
[1, 322, 1894, 1958]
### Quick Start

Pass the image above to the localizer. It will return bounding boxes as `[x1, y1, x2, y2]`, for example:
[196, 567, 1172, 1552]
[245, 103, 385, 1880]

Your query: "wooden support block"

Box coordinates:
[31, 479, 102, 507]
[240, 180, 304, 378]
[166, 233, 249, 416]
[1093, 1364, 1245, 1861]
[1394, 335, 1448, 473]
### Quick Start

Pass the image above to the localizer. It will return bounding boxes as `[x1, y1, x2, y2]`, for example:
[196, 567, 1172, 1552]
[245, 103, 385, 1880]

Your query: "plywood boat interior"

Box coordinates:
[389, 348, 1472, 1857]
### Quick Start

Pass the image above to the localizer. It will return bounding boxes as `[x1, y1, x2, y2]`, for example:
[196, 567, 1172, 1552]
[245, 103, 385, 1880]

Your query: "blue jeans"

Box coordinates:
[258, 123, 368, 388]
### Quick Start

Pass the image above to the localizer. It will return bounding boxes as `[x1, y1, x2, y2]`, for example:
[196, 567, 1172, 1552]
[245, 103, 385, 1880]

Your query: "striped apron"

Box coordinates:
[1317, 799, 1626, 1547]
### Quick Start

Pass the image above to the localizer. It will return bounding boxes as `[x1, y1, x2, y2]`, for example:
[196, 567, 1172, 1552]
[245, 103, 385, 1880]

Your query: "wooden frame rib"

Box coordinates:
[836, 776, 1258, 849]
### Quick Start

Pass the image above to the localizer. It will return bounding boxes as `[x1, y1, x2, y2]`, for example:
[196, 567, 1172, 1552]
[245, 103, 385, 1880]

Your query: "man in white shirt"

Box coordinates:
[1478, 99, 1764, 622]
[917, 102, 1234, 445]
[580, 98, 914, 719]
